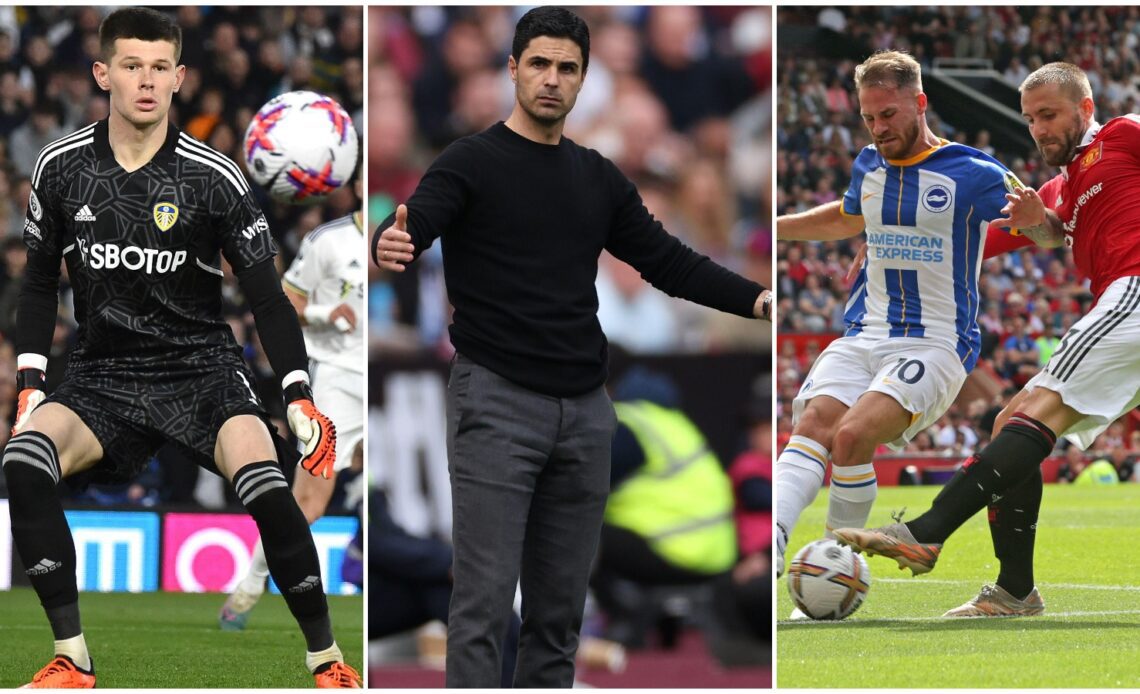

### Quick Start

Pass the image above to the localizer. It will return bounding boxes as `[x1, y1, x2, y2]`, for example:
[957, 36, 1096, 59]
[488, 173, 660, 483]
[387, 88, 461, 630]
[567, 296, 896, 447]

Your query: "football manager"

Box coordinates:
[373, 6, 770, 687]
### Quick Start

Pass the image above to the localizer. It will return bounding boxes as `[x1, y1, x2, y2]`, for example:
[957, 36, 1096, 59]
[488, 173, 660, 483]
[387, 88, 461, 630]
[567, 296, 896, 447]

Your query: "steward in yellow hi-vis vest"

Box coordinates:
[604, 400, 737, 574]
[1074, 458, 1120, 485]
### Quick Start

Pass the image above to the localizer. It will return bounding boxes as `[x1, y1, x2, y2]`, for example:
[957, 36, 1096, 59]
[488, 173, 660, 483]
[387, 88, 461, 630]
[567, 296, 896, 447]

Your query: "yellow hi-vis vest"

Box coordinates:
[604, 400, 737, 574]
[1075, 459, 1120, 485]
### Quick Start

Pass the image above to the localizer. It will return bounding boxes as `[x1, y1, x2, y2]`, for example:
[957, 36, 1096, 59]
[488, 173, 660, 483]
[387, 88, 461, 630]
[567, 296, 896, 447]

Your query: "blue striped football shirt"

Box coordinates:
[840, 142, 1018, 372]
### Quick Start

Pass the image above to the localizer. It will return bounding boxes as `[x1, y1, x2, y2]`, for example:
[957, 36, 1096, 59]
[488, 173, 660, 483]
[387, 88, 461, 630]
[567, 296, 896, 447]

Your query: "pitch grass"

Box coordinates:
[778, 484, 1140, 688]
[0, 589, 363, 688]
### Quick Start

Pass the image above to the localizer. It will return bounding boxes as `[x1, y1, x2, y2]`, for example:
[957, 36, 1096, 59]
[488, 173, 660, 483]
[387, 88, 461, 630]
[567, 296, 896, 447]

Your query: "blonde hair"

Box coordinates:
[1020, 62, 1092, 102]
[854, 50, 922, 92]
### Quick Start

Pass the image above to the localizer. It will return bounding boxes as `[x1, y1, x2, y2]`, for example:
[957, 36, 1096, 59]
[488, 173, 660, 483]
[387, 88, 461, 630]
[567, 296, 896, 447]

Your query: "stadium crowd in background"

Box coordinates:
[776, 6, 1140, 478]
[368, 5, 771, 357]
[0, 6, 363, 507]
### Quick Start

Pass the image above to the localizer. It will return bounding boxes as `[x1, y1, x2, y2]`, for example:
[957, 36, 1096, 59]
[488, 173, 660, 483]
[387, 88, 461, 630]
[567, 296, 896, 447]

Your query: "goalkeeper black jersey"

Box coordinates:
[20, 119, 276, 371]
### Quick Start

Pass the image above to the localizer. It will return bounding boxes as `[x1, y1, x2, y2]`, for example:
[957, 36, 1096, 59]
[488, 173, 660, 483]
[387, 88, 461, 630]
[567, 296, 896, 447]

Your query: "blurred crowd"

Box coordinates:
[776, 6, 1140, 474]
[368, 5, 772, 357]
[0, 6, 363, 508]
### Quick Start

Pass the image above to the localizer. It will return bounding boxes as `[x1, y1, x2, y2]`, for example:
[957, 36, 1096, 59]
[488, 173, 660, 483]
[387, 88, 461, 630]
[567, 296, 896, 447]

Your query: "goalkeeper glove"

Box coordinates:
[284, 379, 337, 479]
[13, 355, 47, 435]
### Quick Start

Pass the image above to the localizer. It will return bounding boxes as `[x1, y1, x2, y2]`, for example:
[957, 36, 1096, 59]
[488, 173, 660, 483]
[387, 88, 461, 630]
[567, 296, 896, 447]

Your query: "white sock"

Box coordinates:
[239, 538, 270, 595]
[306, 641, 343, 673]
[826, 462, 878, 538]
[775, 435, 830, 548]
[54, 634, 90, 671]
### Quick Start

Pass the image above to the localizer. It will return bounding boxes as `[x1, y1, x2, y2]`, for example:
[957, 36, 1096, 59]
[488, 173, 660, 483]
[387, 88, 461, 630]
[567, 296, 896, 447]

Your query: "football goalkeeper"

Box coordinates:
[5, 8, 358, 688]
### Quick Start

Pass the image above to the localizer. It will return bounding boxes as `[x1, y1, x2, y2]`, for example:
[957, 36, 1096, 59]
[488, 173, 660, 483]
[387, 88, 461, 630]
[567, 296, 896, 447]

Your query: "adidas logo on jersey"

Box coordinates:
[288, 575, 321, 593]
[26, 558, 62, 576]
[74, 205, 96, 222]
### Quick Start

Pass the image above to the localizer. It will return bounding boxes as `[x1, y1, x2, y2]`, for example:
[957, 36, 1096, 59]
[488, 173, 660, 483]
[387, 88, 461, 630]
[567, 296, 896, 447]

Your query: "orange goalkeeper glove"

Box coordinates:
[13, 364, 46, 436]
[284, 381, 337, 479]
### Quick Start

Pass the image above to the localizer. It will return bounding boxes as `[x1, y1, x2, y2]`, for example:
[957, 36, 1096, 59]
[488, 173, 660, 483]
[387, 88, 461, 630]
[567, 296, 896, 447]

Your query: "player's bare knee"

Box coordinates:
[215, 415, 277, 481]
[294, 480, 334, 524]
[794, 404, 839, 448]
[830, 423, 868, 468]
[298, 497, 329, 525]
[292, 466, 335, 521]
[17, 404, 103, 477]
[1006, 387, 1081, 436]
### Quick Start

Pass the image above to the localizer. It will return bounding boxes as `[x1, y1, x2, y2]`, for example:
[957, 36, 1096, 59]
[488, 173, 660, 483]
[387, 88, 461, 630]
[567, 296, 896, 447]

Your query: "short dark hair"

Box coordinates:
[511, 7, 590, 73]
[99, 8, 182, 63]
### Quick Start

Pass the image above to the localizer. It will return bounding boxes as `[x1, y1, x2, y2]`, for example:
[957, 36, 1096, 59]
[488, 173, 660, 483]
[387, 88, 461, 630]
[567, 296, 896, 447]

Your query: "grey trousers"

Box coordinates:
[444, 355, 616, 688]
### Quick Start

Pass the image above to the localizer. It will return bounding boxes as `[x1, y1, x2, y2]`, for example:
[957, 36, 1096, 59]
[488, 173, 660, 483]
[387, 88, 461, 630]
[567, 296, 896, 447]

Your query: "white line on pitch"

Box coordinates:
[778, 608, 1140, 625]
[875, 577, 1140, 592]
[0, 623, 362, 635]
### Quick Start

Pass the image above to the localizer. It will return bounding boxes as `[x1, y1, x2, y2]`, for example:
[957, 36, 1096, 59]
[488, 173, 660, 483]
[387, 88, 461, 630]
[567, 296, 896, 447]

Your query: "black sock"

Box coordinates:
[907, 413, 1055, 544]
[233, 460, 332, 651]
[3, 432, 82, 638]
[990, 467, 1042, 600]
[45, 603, 84, 642]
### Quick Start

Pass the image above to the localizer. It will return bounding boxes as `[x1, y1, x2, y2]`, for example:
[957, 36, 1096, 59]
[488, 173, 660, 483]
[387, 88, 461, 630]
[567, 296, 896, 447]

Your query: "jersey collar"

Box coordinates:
[1060, 120, 1101, 181]
[93, 118, 182, 165]
[884, 138, 951, 167]
[1076, 120, 1102, 151]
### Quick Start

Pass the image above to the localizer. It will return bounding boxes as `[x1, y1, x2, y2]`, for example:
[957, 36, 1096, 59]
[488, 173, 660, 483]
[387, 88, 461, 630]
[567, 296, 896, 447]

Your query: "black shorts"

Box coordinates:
[47, 354, 273, 484]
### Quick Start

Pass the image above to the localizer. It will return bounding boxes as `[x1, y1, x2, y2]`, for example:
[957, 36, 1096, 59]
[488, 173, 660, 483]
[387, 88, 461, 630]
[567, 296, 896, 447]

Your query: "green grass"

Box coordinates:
[0, 589, 363, 688]
[778, 485, 1140, 688]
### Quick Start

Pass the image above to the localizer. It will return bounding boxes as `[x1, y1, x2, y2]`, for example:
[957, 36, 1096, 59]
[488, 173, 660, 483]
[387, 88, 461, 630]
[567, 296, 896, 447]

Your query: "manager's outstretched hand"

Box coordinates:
[373, 204, 417, 271]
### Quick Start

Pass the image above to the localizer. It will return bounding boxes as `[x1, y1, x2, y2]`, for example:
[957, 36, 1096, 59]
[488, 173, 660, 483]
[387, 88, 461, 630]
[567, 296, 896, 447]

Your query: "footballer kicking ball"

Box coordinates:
[786, 538, 871, 620]
[243, 90, 359, 205]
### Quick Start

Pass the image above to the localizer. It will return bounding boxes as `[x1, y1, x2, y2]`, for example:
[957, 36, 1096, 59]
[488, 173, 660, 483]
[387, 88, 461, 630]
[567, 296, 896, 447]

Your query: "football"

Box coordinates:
[243, 91, 358, 205]
[786, 538, 871, 620]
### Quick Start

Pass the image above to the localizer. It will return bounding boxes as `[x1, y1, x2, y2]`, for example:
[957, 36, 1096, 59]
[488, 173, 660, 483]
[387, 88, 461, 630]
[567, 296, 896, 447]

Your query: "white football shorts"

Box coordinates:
[1025, 275, 1140, 450]
[793, 334, 968, 450]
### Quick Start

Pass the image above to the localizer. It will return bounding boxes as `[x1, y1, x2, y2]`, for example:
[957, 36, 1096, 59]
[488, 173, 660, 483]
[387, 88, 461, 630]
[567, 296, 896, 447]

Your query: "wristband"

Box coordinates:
[16, 353, 47, 390]
[281, 369, 310, 391]
[17, 353, 48, 372]
[284, 380, 315, 404]
[303, 303, 335, 326]
[16, 367, 45, 391]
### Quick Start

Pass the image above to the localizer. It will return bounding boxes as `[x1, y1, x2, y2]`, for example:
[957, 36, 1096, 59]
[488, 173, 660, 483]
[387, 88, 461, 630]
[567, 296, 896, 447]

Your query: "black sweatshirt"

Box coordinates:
[373, 122, 764, 396]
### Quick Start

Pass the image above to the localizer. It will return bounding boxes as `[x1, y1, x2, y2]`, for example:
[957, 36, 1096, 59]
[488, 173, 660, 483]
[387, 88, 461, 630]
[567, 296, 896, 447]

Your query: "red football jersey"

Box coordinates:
[1054, 116, 1140, 299]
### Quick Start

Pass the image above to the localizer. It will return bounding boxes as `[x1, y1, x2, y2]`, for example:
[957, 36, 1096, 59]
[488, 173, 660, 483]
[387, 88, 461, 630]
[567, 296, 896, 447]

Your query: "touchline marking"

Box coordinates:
[0, 623, 365, 635]
[779, 608, 1140, 625]
[876, 577, 1140, 592]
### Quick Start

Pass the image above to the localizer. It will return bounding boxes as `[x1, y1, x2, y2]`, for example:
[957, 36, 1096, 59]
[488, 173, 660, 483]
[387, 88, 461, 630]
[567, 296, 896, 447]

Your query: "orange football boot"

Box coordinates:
[23, 655, 95, 689]
[314, 661, 362, 688]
